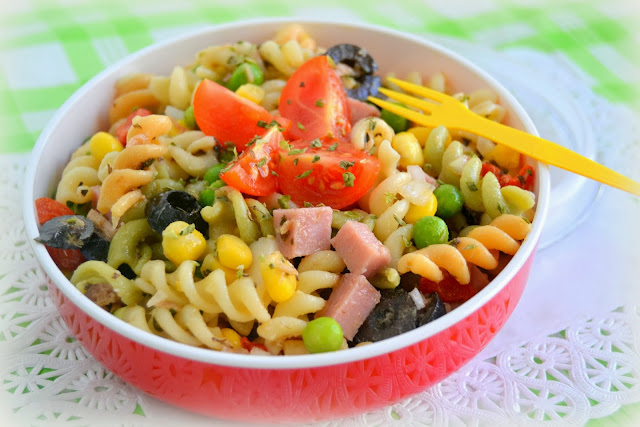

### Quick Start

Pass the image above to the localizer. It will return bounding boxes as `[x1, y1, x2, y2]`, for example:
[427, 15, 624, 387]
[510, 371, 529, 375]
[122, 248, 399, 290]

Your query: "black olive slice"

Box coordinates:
[417, 292, 446, 327]
[326, 43, 381, 101]
[326, 44, 378, 77]
[80, 232, 110, 262]
[352, 287, 417, 344]
[36, 215, 94, 249]
[146, 190, 204, 234]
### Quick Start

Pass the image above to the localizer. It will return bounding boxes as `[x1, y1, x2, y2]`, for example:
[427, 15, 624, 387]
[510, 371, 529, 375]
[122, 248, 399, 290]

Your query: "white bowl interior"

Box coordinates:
[23, 18, 550, 369]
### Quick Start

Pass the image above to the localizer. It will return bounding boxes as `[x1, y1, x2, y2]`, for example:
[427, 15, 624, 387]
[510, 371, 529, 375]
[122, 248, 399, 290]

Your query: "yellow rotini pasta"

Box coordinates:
[397, 215, 531, 284]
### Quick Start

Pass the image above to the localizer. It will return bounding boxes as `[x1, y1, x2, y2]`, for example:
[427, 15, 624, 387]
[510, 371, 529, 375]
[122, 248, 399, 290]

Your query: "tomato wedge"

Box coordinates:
[193, 79, 290, 152]
[276, 140, 380, 209]
[35, 197, 86, 271]
[278, 55, 351, 142]
[419, 271, 478, 304]
[35, 197, 74, 224]
[219, 127, 284, 196]
[115, 108, 152, 145]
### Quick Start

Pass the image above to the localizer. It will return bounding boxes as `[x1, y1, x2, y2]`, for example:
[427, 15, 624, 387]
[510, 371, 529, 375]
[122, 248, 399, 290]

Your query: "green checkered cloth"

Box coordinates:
[0, 0, 638, 154]
[1, 0, 639, 424]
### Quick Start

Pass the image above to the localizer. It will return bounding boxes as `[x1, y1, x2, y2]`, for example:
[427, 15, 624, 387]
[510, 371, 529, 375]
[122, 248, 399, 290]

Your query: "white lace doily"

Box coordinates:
[1, 42, 639, 426]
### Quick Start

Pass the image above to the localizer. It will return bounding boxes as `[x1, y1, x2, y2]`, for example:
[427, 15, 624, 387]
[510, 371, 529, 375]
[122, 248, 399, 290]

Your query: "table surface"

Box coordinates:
[1, 0, 639, 425]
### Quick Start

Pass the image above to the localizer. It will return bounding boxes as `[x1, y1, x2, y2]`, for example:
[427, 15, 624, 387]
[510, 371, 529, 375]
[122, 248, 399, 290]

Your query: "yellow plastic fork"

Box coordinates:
[368, 77, 640, 197]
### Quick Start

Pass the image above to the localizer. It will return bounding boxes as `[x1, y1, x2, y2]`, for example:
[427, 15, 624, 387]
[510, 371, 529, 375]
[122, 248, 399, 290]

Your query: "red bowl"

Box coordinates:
[24, 18, 550, 424]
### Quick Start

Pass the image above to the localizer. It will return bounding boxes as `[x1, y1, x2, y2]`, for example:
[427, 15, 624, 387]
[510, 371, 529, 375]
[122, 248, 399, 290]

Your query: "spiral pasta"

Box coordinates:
[258, 39, 316, 77]
[109, 73, 160, 125]
[97, 115, 171, 219]
[397, 214, 531, 284]
[55, 141, 101, 206]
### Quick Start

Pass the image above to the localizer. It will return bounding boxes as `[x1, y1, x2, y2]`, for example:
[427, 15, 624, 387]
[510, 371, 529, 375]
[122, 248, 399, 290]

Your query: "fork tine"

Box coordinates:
[367, 96, 435, 128]
[378, 87, 437, 113]
[387, 77, 449, 102]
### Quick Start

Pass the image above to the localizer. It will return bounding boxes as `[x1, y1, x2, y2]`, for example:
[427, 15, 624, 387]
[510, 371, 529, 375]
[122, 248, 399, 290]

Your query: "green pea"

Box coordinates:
[413, 216, 449, 249]
[227, 62, 264, 92]
[380, 103, 409, 133]
[203, 164, 226, 184]
[199, 188, 215, 207]
[183, 105, 197, 130]
[433, 184, 463, 219]
[302, 317, 343, 353]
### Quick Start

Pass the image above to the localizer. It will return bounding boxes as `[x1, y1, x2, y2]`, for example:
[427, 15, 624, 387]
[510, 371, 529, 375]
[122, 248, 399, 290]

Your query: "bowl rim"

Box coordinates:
[23, 17, 550, 370]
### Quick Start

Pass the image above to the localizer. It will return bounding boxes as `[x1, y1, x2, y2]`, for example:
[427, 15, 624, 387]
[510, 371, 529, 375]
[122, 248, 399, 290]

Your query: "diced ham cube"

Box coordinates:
[348, 97, 381, 123]
[273, 207, 333, 259]
[316, 273, 381, 341]
[331, 220, 390, 277]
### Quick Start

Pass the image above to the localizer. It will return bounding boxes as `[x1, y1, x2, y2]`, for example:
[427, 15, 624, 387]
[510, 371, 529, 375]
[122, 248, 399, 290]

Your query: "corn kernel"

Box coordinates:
[236, 83, 265, 105]
[216, 234, 253, 271]
[404, 192, 438, 224]
[201, 253, 237, 284]
[485, 144, 520, 170]
[391, 132, 424, 168]
[162, 221, 207, 266]
[221, 328, 242, 349]
[407, 126, 433, 147]
[260, 252, 297, 303]
[89, 131, 123, 162]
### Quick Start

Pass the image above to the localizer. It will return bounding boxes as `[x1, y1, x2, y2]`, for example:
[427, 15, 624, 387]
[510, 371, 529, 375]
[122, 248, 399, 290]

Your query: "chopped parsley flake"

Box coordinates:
[297, 122, 306, 131]
[293, 158, 299, 166]
[288, 148, 306, 156]
[256, 120, 268, 128]
[339, 160, 355, 170]
[328, 142, 338, 151]
[315, 99, 325, 107]
[278, 195, 291, 209]
[312, 155, 321, 163]
[467, 181, 478, 192]
[393, 215, 407, 227]
[236, 265, 245, 279]
[384, 192, 397, 204]
[256, 157, 267, 168]
[343, 171, 355, 187]
[179, 223, 195, 236]
[270, 170, 279, 176]
[310, 139, 322, 148]
[296, 169, 313, 179]
[266, 119, 284, 131]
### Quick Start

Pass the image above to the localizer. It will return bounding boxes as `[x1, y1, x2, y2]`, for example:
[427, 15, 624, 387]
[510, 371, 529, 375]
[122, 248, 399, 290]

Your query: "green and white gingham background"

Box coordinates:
[0, 0, 638, 154]
[1, 0, 639, 425]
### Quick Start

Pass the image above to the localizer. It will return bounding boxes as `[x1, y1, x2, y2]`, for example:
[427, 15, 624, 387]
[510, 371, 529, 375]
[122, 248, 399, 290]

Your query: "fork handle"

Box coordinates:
[463, 114, 640, 197]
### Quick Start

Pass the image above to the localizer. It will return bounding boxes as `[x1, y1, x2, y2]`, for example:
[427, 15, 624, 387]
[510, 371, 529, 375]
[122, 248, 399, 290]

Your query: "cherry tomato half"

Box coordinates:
[193, 79, 290, 153]
[219, 127, 284, 196]
[276, 140, 380, 209]
[278, 55, 351, 142]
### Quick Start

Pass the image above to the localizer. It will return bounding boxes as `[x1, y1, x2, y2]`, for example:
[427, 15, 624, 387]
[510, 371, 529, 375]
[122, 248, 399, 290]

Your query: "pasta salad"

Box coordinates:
[35, 25, 536, 355]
